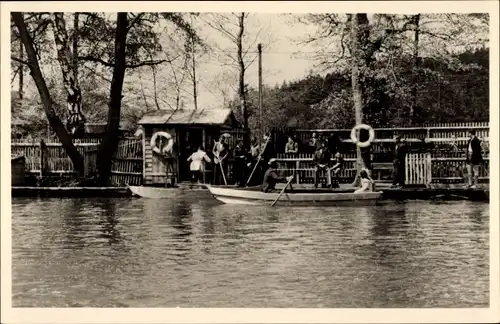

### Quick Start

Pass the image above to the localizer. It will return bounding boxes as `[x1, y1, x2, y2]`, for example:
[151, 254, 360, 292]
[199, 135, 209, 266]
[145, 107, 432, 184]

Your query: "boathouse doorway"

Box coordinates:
[178, 128, 203, 182]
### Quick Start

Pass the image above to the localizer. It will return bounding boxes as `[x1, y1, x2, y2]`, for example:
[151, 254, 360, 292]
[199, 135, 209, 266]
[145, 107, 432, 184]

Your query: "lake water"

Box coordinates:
[11, 196, 489, 308]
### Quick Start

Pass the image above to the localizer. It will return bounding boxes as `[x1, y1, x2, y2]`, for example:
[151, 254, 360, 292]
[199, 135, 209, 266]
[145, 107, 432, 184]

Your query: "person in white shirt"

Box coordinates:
[187, 145, 211, 184]
[354, 169, 375, 194]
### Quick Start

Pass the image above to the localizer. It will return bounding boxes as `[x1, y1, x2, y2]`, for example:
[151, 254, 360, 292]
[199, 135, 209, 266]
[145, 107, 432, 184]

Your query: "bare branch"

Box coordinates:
[126, 59, 169, 69]
[78, 56, 170, 69]
[127, 13, 146, 31]
[11, 56, 30, 66]
[204, 14, 238, 42]
[78, 55, 114, 67]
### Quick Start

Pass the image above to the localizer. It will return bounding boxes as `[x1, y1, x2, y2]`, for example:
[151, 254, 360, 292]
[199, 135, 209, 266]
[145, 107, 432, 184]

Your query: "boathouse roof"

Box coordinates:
[138, 108, 238, 127]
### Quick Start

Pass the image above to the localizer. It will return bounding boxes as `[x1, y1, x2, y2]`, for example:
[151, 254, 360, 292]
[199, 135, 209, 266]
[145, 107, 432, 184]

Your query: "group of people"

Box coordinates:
[284, 132, 342, 155]
[186, 128, 485, 192]
[186, 133, 276, 187]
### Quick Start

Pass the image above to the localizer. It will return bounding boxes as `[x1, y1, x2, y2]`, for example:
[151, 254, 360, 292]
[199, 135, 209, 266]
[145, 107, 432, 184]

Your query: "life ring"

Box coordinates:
[350, 124, 375, 148]
[151, 131, 174, 155]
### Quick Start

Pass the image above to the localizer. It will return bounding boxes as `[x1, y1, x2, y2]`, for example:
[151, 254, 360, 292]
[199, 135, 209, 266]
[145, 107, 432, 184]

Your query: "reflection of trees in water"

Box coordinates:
[97, 199, 122, 246]
[62, 199, 86, 250]
[465, 202, 486, 227]
[167, 199, 194, 262]
[369, 204, 411, 262]
[62, 198, 126, 250]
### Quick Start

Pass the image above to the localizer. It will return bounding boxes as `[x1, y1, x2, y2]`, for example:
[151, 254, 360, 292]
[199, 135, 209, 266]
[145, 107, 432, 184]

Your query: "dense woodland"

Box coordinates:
[10, 12, 489, 184]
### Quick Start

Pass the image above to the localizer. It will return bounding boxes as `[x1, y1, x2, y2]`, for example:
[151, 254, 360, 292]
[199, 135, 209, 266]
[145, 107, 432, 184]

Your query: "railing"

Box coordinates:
[271, 122, 490, 157]
[273, 152, 489, 185]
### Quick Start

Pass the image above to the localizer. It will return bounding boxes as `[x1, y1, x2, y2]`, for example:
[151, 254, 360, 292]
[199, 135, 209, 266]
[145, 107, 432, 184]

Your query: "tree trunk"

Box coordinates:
[237, 13, 248, 131]
[351, 14, 370, 187]
[191, 45, 198, 110]
[410, 14, 421, 123]
[18, 18, 24, 100]
[52, 13, 85, 137]
[12, 12, 85, 176]
[96, 13, 128, 186]
[190, 15, 198, 110]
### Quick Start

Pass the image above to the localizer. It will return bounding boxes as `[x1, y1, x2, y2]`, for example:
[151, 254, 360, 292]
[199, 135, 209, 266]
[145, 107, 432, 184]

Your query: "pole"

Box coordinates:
[258, 43, 263, 143]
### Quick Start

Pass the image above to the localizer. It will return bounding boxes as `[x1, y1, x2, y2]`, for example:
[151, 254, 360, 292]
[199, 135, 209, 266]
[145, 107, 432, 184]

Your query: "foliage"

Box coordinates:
[227, 47, 489, 132]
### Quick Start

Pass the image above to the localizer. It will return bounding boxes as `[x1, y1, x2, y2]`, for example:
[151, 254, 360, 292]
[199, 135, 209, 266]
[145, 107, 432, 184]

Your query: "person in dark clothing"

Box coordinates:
[308, 132, 318, 154]
[466, 130, 483, 188]
[262, 159, 293, 193]
[327, 132, 341, 156]
[391, 135, 409, 188]
[330, 152, 344, 188]
[233, 140, 249, 187]
[292, 134, 302, 153]
[260, 132, 276, 174]
[313, 141, 332, 188]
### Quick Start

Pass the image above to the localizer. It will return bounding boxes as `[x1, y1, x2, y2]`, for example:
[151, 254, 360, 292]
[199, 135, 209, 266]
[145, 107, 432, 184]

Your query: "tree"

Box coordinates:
[12, 12, 86, 175]
[202, 12, 274, 140]
[12, 12, 202, 183]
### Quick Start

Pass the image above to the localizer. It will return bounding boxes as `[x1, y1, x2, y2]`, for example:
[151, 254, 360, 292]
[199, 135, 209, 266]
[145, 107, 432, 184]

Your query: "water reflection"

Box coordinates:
[11, 197, 489, 308]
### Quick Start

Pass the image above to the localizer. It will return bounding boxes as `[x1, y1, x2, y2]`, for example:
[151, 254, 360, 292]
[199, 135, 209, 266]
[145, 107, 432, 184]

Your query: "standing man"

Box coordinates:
[213, 134, 229, 184]
[233, 140, 248, 187]
[466, 130, 483, 188]
[313, 140, 332, 188]
[391, 135, 409, 188]
[261, 132, 276, 174]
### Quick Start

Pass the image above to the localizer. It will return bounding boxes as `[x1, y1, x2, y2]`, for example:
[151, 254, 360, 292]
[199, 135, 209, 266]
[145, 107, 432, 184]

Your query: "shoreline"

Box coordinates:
[11, 185, 489, 201]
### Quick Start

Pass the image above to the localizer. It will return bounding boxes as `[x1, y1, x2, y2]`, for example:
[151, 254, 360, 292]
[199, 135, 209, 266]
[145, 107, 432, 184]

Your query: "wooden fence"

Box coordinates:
[274, 151, 489, 186]
[11, 138, 143, 186]
[271, 122, 489, 157]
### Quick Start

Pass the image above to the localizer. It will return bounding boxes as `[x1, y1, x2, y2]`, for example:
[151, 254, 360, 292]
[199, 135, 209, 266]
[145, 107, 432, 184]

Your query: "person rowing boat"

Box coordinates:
[262, 158, 293, 193]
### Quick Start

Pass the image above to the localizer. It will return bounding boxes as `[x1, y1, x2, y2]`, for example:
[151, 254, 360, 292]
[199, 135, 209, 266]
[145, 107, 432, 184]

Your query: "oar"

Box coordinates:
[246, 135, 271, 186]
[219, 159, 228, 185]
[271, 174, 294, 207]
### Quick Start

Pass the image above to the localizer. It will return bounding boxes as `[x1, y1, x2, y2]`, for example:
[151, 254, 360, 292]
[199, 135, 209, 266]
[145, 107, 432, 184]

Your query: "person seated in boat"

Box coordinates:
[313, 141, 332, 188]
[285, 136, 298, 155]
[330, 152, 344, 188]
[187, 145, 211, 184]
[262, 159, 293, 193]
[354, 169, 374, 194]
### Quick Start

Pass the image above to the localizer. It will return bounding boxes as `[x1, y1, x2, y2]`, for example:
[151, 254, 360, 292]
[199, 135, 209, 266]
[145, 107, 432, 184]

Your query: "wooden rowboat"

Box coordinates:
[206, 185, 383, 206]
[127, 184, 208, 199]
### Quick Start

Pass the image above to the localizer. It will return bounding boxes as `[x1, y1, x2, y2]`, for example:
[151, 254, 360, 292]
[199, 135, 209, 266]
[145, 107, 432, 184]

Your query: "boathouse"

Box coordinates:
[137, 108, 241, 186]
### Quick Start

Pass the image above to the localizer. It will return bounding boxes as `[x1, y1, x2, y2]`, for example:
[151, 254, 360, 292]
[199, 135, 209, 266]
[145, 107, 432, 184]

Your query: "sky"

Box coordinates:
[11, 11, 490, 116]
[171, 13, 323, 110]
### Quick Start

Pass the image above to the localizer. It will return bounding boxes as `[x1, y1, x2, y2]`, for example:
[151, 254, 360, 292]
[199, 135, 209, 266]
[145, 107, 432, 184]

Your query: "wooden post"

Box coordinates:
[142, 127, 146, 183]
[202, 128, 206, 183]
[258, 43, 263, 142]
[296, 160, 300, 184]
[39, 139, 47, 177]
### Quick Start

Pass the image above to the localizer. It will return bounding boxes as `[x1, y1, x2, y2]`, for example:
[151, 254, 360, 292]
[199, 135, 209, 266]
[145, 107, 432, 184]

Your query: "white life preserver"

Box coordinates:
[151, 131, 174, 155]
[350, 124, 375, 148]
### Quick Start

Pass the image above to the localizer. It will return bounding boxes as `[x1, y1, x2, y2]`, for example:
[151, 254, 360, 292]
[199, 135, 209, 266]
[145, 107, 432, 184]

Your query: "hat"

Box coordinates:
[268, 158, 278, 166]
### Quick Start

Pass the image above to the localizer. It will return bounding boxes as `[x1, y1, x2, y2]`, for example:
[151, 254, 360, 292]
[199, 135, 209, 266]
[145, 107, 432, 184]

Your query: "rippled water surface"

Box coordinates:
[11, 196, 489, 308]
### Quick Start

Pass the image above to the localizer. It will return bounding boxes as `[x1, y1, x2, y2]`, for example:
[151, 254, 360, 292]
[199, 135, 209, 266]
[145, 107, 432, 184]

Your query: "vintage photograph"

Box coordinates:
[4, 2, 496, 318]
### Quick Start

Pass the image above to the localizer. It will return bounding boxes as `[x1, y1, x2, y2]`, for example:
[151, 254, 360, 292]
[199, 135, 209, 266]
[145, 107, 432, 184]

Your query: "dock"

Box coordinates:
[12, 186, 132, 198]
[11, 183, 488, 202]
